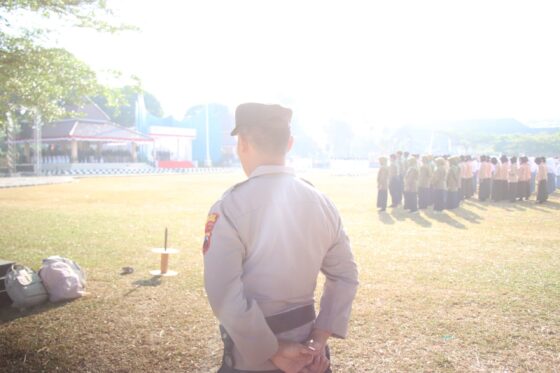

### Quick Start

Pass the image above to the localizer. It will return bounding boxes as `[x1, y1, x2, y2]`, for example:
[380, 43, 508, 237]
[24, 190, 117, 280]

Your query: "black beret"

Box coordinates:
[231, 103, 292, 136]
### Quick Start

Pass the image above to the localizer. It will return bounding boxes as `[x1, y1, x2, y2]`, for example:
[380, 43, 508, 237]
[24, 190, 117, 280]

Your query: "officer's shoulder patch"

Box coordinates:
[203, 213, 219, 255]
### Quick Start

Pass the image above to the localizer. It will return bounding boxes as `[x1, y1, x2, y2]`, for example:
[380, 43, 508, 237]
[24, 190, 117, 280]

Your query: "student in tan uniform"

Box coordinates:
[458, 156, 466, 201]
[536, 157, 549, 203]
[418, 156, 432, 209]
[478, 155, 492, 201]
[204, 103, 358, 373]
[432, 157, 447, 212]
[396, 151, 405, 205]
[446, 156, 460, 209]
[497, 155, 510, 201]
[464, 155, 474, 198]
[518, 156, 531, 200]
[507, 156, 519, 202]
[388, 154, 400, 207]
[377, 156, 389, 212]
[404, 157, 419, 213]
[491, 157, 500, 201]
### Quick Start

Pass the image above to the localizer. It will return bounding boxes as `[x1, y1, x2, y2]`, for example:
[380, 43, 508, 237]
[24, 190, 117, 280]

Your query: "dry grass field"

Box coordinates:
[0, 171, 559, 372]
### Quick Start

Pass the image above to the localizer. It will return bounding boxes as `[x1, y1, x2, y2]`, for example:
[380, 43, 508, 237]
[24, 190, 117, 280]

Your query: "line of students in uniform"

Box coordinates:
[377, 152, 556, 213]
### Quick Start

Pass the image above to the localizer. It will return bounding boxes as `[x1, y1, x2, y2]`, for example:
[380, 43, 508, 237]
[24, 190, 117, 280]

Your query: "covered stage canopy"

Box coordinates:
[13, 100, 153, 165]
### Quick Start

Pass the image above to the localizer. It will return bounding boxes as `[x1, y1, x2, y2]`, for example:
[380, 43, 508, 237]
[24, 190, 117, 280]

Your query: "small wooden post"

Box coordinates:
[150, 228, 179, 276]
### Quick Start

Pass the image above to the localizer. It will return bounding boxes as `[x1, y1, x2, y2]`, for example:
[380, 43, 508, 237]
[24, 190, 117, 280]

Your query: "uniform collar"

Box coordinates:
[249, 165, 295, 179]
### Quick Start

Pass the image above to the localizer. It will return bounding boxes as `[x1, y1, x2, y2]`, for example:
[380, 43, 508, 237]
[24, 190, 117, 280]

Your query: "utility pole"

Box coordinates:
[34, 109, 42, 176]
[204, 103, 212, 167]
[6, 112, 16, 176]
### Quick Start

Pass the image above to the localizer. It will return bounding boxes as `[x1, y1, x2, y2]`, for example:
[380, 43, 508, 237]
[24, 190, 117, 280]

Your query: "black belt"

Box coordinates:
[266, 304, 315, 334]
[220, 304, 316, 372]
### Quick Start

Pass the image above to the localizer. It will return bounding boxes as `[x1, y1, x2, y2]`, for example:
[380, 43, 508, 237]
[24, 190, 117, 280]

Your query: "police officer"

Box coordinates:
[203, 103, 359, 373]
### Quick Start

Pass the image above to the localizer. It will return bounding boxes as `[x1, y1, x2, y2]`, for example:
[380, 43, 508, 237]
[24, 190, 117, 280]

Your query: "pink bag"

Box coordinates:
[39, 256, 86, 302]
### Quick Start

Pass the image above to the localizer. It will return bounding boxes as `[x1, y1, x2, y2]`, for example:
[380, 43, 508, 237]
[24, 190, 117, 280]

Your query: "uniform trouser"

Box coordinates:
[508, 182, 518, 202]
[494, 180, 507, 201]
[427, 187, 434, 206]
[537, 180, 549, 202]
[404, 191, 418, 211]
[389, 177, 401, 206]
[377, 189, 388, 210]
[501, 180, 510, 201]
[398, 176, 404, 204]
[446, 190, 459, 209]
[547, 174, 556, 194]
[491, 179, 499, 201]
[418, 187, 430, 209]
[518, 181, 531, 199]
[463, 177, 474, 198]
[479, 179, 491, 201]
[434, 189, 446, 211]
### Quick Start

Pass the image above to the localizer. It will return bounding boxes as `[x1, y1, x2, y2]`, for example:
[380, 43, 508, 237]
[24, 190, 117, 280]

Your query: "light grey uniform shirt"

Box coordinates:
[203, 165, 359, 371]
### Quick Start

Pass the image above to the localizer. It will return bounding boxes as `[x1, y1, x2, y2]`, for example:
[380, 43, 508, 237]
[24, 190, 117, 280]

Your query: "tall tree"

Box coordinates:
[92, 86, 163, 127]
[1, 0, 133, 174]
[0, 0, 131, 129]
[0, 34, 99, 123]
[1, 1, 126, 34]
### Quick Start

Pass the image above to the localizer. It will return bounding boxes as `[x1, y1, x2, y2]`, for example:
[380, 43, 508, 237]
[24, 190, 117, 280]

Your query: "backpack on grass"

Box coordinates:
[5, 265, 49, 309]
[39, 256, 86, 303]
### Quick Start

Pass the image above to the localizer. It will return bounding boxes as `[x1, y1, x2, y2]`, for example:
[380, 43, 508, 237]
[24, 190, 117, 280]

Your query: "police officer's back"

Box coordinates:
[203, 103, 359, 373]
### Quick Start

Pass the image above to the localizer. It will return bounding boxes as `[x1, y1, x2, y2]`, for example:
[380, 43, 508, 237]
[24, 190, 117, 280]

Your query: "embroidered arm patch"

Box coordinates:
[203, 213, 219, 254]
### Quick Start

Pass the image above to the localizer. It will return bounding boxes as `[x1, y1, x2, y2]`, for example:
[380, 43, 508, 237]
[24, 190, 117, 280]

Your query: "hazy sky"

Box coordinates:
[56, 0, 560, 130]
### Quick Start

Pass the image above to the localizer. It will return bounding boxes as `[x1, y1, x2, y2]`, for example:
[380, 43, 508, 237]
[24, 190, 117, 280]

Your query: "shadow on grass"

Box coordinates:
[462, 199, 488, 211]
[531, 199, 560, 211]
[490, 200, 553, 213]
[123, 275, 162, 297]
[447, 206, 483, 224]
[423, 210, 467, 229]
[390, 207, 432, 228]
[378, 210, 395, 225]
[0, 299, 73, 323]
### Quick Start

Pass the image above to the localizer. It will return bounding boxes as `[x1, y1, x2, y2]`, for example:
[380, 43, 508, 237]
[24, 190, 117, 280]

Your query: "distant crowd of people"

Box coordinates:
[376, 151, 559, 213]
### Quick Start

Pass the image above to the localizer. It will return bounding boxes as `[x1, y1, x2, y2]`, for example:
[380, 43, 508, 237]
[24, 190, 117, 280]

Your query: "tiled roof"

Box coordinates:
[16, 120, 153, 142]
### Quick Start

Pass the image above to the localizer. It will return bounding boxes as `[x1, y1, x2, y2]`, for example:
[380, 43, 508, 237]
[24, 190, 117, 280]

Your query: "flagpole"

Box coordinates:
[204, 103, 212, 167]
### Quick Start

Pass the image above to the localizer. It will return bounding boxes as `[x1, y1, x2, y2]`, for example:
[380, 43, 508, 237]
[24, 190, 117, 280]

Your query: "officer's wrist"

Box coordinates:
[307, 328, 331, 349]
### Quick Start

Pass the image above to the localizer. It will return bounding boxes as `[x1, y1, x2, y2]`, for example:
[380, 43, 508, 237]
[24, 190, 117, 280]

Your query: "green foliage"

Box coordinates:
[92, 86, 164, 127]
[443, 128, 560, 156]
[0, 0, 131, 34]
[492, 132, 560, 156]
[0, 32, 99, 124]
[0, 0, 136, 130]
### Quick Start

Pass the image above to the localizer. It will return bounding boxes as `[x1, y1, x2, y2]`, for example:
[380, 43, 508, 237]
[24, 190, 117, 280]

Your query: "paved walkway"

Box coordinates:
[0, 176, 74, 188]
